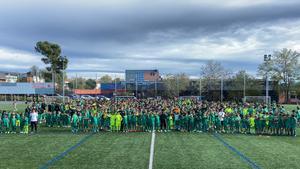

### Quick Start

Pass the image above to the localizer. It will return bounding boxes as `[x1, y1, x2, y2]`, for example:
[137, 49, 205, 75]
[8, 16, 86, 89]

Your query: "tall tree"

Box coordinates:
[100, 75, 113, 83]
[162, 73, 190, 98]
[228, 70, 261, 101]
[258, 48, 300, 103]
[40, 69, 52, 82]
[114, 77, 121, 82]
[85, 79, 97, 89]
[30, 65, 39, 77]
[68, 77, 86, 89]
[35, 41, 68, 91]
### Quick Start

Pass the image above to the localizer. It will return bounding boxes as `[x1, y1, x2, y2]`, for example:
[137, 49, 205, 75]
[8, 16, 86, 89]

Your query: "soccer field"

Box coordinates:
[1, 128, 299, 169]
[0, 102, 28, 112]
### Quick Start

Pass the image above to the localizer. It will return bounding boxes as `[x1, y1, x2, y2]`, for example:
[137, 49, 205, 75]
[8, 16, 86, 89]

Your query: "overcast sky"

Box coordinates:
[1, 0, 300, 78]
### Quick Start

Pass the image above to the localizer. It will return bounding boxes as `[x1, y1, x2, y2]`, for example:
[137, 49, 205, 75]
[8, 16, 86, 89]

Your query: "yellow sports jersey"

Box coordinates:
[116, 114, 122, 123]
[16, 120, 20, 126]
[243, 108, 248, 116]
[225, 108, 233, 114]
[250, 117, 255, 128]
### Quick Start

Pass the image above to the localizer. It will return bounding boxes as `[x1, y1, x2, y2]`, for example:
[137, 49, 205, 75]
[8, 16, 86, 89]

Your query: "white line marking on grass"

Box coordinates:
[148, 131, 156, 169]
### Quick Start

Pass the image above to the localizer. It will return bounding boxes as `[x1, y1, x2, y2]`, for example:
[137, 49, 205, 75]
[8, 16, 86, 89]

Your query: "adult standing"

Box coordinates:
[30, 108, 39, 133]
[218, 108, 225, 131]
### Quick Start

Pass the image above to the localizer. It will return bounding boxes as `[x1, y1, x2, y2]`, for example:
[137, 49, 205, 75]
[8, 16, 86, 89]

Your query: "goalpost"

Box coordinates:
[244, 96, 271, 104]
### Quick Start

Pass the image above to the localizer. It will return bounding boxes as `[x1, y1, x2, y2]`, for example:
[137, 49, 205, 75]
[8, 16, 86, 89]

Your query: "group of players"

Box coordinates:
[1, 98, 299, 136]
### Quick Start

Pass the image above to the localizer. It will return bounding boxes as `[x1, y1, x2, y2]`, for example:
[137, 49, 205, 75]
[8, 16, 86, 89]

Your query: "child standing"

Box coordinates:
[11, 114, 17, 133]
[155, 113, 161, 132]
[123, 113, 128, 132]
[249, 115, 255, 134]
[3, 114, 10, 133]
[290, 114, 297, 136]
[110, 112, 116, 132]
[16, 113, 21, 133]
[22, 114, 29, 134]
[92, 115, 99, 133]
[234, 114, 241, 133]
[115, 112, 122, 132]
[168, 114, 174, 131]
[71, 113, 79, 134]
[151, 113, 156, 131]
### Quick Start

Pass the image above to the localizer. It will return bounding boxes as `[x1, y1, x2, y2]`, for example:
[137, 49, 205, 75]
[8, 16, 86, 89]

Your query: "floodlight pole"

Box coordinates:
[124, 80, 127, 95]
[199, 77, 202, 97]
[221, 77, 223, 102]
[155, 79, 157, 97]
[135, 73, 138, 98]
[176, 76, 179, 97]
[62, 56, 66, 104]
[114, 74, 117, 94]
[243, 71, 246, 102]
[75, 73, 78, 89]
[264, 54, 271, 105]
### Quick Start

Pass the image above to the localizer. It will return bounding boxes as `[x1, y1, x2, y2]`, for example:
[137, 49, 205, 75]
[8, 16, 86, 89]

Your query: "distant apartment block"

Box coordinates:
[125, 70, 160, 83]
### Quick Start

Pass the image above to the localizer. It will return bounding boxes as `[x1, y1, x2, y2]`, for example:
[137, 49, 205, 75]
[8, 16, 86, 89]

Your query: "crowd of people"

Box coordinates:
[0, 98, 299, 136]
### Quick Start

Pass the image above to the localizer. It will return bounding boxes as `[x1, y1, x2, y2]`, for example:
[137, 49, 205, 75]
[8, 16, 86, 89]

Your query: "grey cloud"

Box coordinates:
[0, 1, 300, 75]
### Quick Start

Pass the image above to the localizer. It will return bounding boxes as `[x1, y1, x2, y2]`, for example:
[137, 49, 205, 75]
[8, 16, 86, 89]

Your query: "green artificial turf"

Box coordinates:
[0, 102, 27, 112]
[50, 132, 151, 169]
[154, 132, 250, 169]
[222, 129, 300, 169]
[0, 133, 86, 169]
[1, 129, 300, 169]
[282, 104, 298, 112]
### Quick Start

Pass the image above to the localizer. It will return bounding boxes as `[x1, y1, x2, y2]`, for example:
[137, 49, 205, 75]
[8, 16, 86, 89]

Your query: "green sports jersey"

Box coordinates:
[93, 116, 98, 125]
[155, 115, 160, 125]
[16, 114, 21, 120]
[151, 115, 155, 123]
[11, 118, 16, 126]
[168, 116, 174, 126]
[123, 115, 128, 124]
[248, 108, 254, 115]
[72, 114, 79, 123]
[24, 117, 29, 126]
[3, 118, 9, 127]
[290, 117, 297, 129]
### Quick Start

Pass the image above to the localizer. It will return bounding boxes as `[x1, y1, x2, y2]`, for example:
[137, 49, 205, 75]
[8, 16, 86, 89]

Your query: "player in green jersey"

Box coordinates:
[71, 113, 79, 134]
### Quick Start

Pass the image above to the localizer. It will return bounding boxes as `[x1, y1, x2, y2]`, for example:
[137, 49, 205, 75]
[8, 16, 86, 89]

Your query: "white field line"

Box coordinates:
[148, 131, 156, 169]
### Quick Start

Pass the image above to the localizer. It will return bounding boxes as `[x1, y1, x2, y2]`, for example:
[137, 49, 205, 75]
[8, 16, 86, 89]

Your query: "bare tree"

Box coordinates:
[200, 60, 231, 100]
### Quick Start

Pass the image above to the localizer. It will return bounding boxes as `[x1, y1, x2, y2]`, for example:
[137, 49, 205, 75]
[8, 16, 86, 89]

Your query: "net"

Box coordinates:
[244, 96, 271, 103]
